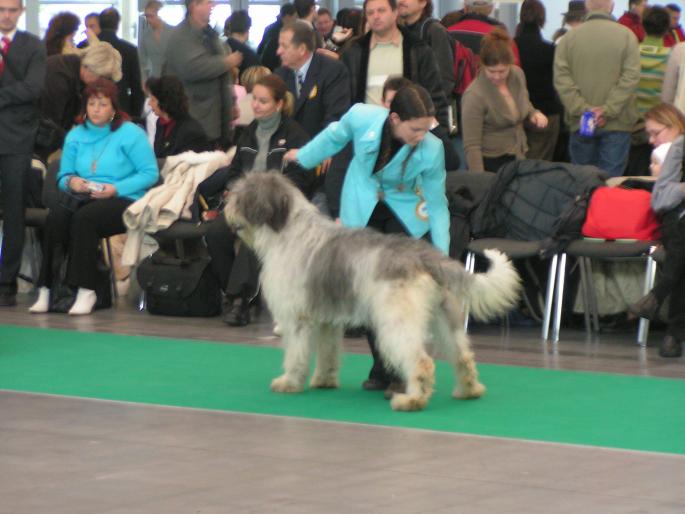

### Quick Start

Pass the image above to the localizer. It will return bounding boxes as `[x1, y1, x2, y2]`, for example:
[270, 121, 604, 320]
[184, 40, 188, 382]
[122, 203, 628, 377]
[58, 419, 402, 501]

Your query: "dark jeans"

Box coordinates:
[0, 153, 31, 293]
[364, 202, 410, 385]
[38, 197, 132, 291]
[483, 154, 515, 173]
[653, 208, 685, 340]
[569, 130, 631, 178]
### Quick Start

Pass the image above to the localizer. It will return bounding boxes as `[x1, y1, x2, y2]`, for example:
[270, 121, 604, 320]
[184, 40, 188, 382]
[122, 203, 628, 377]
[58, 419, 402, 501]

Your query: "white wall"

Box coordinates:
[542, 1, 685, 41]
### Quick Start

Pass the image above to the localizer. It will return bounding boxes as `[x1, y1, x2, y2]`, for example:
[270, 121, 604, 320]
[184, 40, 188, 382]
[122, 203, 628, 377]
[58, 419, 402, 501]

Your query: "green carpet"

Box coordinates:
[1, 325, 684, 454]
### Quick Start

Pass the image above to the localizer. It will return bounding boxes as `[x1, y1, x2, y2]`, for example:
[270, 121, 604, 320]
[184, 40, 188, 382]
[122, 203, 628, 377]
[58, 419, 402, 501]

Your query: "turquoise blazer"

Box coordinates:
[297, 103, 450, 254]
[58, 121, 159, 201]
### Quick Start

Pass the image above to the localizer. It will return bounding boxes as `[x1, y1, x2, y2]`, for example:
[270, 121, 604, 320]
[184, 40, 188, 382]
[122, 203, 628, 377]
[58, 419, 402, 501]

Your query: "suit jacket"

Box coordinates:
[275, 52, 350, 137]
[0, 31, 46, 155]
[297, 103, 450, 254]
[98, 30, 145, 117]
[257, 19, 282, 71]
[154, 115, 211, 158]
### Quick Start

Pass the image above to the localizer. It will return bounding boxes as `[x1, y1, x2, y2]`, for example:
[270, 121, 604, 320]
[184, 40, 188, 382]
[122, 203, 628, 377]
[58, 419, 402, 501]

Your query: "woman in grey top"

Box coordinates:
[628, 103, 685, 358]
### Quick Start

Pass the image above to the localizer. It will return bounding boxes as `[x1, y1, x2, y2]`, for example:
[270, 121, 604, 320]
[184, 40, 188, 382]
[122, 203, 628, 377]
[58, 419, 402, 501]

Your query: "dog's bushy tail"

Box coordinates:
[464, 249, 521, 321]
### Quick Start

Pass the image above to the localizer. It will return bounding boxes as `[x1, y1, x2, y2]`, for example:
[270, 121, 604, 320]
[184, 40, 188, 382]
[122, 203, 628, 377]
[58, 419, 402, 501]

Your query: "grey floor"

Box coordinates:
[1, 294, 684, 513]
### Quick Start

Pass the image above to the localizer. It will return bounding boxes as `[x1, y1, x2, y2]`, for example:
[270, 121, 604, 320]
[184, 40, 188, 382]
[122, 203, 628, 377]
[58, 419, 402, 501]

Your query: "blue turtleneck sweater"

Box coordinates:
[58, 121, 159, 200]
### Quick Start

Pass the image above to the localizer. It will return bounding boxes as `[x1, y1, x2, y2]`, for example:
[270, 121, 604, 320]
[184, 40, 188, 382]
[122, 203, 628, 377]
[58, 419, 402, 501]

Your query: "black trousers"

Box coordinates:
[0, 153, 31, 294]
[483, 154, 516, 173]
[38, 197, 132, 290]
[205, 216, 259, 298]
[653, 208, 685, 341]
[364, 202, 411, 384]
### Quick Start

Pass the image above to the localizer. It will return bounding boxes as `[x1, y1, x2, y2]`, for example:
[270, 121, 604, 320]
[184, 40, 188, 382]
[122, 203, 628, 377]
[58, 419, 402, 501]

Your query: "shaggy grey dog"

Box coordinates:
[224, 172, 521, 411]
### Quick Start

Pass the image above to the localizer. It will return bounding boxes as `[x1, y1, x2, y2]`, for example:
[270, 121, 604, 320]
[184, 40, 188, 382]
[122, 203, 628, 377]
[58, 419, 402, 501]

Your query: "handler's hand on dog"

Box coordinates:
[283, 149, 299, 163]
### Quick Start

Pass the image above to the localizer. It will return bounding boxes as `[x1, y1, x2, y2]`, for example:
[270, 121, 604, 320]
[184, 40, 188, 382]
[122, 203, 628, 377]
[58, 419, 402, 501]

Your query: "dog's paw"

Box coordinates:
[309, 374, 339, 389]
[452, 382, 486, 399]
[390, 393, 427, 412]
[270, 375, 304, 393]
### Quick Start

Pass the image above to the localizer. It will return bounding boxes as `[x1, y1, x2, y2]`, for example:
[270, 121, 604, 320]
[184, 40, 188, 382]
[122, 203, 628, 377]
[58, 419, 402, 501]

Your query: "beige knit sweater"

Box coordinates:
[461, 65, 536, 172]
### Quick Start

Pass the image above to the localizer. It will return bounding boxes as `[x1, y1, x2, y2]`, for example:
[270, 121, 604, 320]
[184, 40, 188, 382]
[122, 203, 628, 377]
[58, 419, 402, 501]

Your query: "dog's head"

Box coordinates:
[224, 172, 298, 246]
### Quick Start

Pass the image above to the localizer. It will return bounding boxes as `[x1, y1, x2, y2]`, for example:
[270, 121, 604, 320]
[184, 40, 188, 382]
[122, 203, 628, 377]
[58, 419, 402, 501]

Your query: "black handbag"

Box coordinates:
[137, 252, 221, 317]
[58, 190, 91, 212]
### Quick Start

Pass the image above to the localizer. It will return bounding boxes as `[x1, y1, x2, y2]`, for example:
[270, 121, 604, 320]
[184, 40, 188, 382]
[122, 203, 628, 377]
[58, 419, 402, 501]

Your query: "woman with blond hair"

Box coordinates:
[628, 103, 685, 358]
[201, 74, 314, 326]
[462, 28, 548, 172]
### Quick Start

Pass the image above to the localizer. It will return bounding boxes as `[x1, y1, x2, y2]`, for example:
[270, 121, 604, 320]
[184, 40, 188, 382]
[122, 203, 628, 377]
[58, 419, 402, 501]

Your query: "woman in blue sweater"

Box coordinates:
[30, 78, 158, 315]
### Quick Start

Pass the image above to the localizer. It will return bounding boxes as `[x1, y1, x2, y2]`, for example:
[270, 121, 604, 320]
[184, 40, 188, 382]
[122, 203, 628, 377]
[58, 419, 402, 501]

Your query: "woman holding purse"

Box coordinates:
[30, 78, 158, 315]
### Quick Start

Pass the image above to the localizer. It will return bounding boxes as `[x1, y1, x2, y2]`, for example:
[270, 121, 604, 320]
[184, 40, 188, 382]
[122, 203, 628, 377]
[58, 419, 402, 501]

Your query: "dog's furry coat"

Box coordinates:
[225, 172, 521, 411]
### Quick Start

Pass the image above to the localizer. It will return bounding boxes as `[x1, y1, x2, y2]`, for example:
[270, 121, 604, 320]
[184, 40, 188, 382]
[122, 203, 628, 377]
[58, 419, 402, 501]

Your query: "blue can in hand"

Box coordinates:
[580, 110, 597, 137]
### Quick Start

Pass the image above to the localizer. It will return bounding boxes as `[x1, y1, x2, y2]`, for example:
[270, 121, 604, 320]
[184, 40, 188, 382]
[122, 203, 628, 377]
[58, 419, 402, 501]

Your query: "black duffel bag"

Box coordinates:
[137, 252, 221, 317]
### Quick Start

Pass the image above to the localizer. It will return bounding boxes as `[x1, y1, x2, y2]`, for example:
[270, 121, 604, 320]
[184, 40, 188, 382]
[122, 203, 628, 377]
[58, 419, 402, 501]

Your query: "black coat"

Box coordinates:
[341, 27, 449, 129]
[257, 19, 282, 71]
[40, 54, 81, 135]
[198, 116, 315, 201]
[0, 31, 46, 155]
[98, 30, 145, 117]
[275, 52, 351, 138]
[226, 37, 261, 78]
[154, 115, 211, 158]
[514, 24, 562, 116]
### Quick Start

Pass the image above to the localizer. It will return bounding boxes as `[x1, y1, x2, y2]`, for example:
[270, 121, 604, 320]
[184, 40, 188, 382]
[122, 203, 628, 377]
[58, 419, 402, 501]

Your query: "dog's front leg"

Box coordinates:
[271, 322, 312, 393]
[309, 323, 343, 389]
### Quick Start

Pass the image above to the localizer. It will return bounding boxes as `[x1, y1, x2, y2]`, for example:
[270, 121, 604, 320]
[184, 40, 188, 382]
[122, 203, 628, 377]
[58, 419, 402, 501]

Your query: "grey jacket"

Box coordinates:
[139, 21, 173, 80]
[653, 135, 685, 217]
[164, 19, 232, 144]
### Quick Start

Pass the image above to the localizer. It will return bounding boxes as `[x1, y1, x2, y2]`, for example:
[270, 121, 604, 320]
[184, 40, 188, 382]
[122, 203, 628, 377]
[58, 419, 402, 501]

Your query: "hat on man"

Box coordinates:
[465, 0, 494, 6]
[563, 1, 588, 23]
[81, 42, 123, 83]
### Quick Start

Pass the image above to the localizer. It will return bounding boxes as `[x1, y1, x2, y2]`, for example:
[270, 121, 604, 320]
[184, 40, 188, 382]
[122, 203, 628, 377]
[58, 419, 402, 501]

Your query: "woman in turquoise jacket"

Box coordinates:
[286, 83, 450, 392]
[30, 78, 158, 316]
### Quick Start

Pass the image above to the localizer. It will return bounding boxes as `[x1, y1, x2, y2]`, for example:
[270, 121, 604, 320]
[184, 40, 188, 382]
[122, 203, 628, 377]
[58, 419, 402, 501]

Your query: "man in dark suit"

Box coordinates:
[274, 20, 350, 216]
[98, 7, 144, 117]
[0, 0, 46, 305]
[275, 20, 349, 140]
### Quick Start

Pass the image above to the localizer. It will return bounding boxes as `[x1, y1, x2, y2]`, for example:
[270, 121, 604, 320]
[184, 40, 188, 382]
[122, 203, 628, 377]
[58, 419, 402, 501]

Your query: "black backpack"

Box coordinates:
[137, 251, 221, 317]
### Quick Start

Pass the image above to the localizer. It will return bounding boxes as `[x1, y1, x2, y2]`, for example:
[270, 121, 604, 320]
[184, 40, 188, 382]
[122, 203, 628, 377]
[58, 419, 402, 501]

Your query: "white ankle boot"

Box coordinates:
[29, 287, 50, 313]
[68, 288, 97, 315]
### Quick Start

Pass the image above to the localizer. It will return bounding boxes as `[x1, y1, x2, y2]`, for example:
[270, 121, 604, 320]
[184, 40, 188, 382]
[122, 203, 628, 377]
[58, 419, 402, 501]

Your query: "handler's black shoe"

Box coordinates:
[659, 336, 683, 358]
[362, 378, 388, 391]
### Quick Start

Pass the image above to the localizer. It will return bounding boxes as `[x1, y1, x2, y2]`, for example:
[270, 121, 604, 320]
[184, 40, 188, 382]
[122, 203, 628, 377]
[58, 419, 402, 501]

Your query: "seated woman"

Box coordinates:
[201, 73, 313, 326]
[284, 83, 450, 393]
[146, 75, 211, 158]
[628, 103, 685, 358]
[461, 28, 548, 172]
[30, 78, 158, 315]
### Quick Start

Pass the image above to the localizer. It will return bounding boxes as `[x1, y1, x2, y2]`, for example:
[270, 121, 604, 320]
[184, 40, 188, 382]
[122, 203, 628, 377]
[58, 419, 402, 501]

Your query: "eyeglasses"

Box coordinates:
[646, 126, 668, 139]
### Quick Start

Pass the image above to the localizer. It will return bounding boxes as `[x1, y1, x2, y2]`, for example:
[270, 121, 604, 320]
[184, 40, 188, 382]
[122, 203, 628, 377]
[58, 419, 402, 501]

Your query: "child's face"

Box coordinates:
[650, 155, 662, 177]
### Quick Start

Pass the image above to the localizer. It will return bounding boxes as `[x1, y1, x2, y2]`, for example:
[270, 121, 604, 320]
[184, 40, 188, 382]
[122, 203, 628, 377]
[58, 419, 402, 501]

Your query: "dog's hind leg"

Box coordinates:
[372, 280, 436, 411]
[271, 321, 314, 393]
[440, 294, 486, 400]
[310, 323, 343, 389]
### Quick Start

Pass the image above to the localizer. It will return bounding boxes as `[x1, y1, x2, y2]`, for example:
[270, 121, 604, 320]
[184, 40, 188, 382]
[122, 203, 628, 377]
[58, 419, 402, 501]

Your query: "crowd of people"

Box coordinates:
[0, 0, 684, 362]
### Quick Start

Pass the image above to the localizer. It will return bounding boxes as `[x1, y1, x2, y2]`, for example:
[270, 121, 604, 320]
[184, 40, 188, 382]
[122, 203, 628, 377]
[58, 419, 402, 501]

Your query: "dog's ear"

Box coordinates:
[238, 176, 291, 232]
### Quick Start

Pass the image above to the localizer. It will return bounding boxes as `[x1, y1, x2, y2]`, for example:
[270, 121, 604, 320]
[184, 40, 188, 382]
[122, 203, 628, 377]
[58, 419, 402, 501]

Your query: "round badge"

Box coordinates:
[415, 200, 428, 221]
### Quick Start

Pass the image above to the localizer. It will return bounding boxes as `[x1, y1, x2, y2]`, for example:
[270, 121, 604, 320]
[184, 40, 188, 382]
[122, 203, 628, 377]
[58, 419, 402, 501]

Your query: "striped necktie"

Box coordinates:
[0, 37, 10, 75]
[296, 71, 305, 97]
